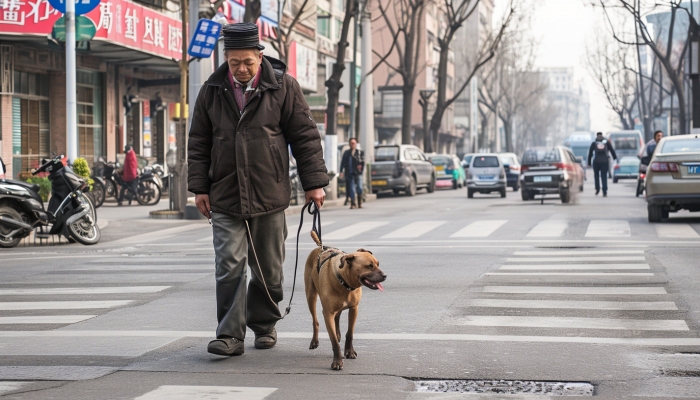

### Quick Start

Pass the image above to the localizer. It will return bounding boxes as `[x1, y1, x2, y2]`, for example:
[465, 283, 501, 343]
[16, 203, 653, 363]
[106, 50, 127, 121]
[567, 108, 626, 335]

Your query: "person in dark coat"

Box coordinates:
[187, 23, 328, 357]
[339, 137, 365, 209]
[587, 132, 617, 197]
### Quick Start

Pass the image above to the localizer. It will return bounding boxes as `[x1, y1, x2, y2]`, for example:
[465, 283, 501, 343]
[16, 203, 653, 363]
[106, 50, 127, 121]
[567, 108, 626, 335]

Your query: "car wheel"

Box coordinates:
[636, 180, 643, 197]
[427, 175, 436, 193]
[613, 177, 619, 184]
[512, 185, 519, 192]
[467, 188, 474, 198]
[452, 179, 458, 190]
[405, 177, 417, 196]
[648, 205, 664, 222]
[521, 189, 530, 201]
[662, 209, 669, 219]
[560, 188, 571, 204]
[579, 182, 584, 192]
[500, 188, 506, 198]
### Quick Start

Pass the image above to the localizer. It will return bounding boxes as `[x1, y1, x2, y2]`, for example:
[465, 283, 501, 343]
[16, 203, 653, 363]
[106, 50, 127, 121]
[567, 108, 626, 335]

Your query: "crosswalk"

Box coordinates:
[451, 247, 691, 342]
[289, 219, 700, 241]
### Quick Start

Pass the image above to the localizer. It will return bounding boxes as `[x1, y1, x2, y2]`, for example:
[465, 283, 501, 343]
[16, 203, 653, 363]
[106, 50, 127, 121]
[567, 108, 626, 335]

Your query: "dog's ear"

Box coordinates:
[339, 254, 355, 269]
[356, 248, 373, 255]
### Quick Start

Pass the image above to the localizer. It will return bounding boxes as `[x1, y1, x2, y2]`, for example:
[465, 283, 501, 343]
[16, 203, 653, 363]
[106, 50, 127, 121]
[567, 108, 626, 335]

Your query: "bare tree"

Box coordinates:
[598, 0, 692, 135]
[270, 0, 315, 64]
[586, 33, 639, 130]
[426, 0, 515, 152]
[373, 0, 430, 144]
[516, 88, 559, 151]
[325, 0, 357, 138]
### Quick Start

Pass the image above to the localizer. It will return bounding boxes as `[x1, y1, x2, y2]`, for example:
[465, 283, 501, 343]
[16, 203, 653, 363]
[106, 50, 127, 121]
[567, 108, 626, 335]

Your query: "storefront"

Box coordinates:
[0, 0, 182, 179]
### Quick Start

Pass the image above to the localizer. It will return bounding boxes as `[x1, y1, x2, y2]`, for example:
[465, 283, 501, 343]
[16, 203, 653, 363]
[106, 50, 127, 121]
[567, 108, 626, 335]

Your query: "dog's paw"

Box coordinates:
[309, 339, 319, 350]
[331, 359, 344, 370]
[344, 348, 357, 359]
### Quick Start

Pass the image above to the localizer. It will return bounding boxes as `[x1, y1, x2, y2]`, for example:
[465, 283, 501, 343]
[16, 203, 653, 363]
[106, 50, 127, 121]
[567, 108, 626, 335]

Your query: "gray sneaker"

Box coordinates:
[207, 337, 244, 356]
[254, 328, 277, 349]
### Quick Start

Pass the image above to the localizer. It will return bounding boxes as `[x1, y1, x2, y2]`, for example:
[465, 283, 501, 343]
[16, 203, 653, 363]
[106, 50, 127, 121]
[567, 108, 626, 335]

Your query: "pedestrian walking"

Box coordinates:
[117, 145, 138, 206]
[587, 132, 617, 197]
[339, 138, 365, 209]
[187, 23, 328, 357]
[644, 130, 664, 160]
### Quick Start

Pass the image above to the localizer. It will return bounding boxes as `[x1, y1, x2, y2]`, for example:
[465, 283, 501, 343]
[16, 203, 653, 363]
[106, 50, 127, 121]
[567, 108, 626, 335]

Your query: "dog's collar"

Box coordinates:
[335, 270, 359, 291]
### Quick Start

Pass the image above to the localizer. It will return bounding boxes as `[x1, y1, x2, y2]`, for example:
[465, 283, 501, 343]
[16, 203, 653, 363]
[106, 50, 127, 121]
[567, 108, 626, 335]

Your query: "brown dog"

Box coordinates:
[304, 238, 386, 370]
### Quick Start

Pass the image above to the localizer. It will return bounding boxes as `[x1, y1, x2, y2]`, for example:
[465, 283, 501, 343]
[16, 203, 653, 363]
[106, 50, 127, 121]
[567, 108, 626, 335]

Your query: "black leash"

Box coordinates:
[282, 200, 322, 317]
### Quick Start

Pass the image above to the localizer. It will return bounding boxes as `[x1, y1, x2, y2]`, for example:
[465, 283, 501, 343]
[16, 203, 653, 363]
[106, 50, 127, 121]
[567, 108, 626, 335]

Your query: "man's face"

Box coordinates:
[226, 49, 263, 84]
[349, 140, 357, 150]
[655, 132, 664, 143]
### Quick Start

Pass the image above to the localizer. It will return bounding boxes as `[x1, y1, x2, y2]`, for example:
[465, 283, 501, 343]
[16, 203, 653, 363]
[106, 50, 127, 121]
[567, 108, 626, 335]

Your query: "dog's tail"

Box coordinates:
[310, 230, 322, 247]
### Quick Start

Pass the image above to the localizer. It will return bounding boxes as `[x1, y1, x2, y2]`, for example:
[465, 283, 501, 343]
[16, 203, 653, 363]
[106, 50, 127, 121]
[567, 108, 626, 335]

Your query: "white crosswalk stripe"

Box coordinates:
[324, 221, 389, 240]
[0, 315, 96, 324]
[287, 221, 336, 240]
[655, 224, 700, 238]
[455, 316, 689, 331]
[134, 386, 277, 400]
[0, 301, 133, 310]
[526, 220, 568, 237]
[450, 220, 508, 238]
[513, 250, 645, 256]
[0, 286, 169, 295]
[506, 256, 646, 263]
[381, 221, 446, 239]
[466, 299, 678, 310]
[481, 286, 667, 295]
[499, 264, 650, 270]
[585, 220, 631, 237]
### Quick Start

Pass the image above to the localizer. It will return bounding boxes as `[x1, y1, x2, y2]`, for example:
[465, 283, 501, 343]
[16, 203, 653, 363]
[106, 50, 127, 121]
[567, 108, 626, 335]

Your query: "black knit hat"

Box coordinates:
[222, 22, 265, 51]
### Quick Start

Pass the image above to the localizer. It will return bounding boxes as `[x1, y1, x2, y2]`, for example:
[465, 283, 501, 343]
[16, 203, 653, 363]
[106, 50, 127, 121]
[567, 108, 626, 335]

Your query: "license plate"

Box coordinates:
[689, 166, 700, 174]
[478, 175, 495, 180]
[533, 176, 552, 182]
[435, 166, 444, 171]
[372, 180, 387, 186]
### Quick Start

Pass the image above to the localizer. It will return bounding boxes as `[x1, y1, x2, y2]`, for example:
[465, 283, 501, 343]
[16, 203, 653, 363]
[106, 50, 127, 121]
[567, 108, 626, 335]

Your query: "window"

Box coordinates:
[660, 139, 700, 154]
[77, 70, 104, 164]
[473, 156, 499, 168]
[375, 146, 399, 161]
[12, 71, 49, 177]
[522, 148, 561, 164]
[14, 71, 49, 97]
[333, 0, 344, 12]
[334, 17, 342, 41]
[317, 9, 331, 38]
[381, 91, 403, 118]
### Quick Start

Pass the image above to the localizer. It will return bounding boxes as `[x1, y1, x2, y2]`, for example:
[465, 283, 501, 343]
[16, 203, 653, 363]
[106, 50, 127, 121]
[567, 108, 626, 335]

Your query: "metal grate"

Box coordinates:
[414, 380, 594, 396]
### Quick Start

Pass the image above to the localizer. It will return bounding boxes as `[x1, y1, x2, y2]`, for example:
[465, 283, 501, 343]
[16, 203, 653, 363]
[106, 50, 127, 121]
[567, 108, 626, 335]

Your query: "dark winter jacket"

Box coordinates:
[187, 56, 328, 219]
[587, 137, 617, 166]
[339, 148, 364, 176]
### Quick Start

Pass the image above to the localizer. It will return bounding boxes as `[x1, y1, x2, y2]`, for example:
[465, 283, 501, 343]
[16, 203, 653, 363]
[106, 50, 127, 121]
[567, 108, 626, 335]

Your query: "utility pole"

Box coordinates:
[349, 2, 359, 139]
[419, 90, 435, 153]
[359, 4, 374, 164]
[172, 0, 189, 214]
[65, 0, 77, 162]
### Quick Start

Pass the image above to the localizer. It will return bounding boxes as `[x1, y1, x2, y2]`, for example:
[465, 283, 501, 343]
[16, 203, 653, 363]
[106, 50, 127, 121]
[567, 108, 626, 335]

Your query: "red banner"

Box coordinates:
[0, 0, 182, 60]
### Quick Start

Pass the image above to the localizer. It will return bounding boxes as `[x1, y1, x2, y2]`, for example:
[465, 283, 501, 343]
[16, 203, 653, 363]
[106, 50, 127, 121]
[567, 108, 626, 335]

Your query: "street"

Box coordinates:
[2, 177, 700, 399]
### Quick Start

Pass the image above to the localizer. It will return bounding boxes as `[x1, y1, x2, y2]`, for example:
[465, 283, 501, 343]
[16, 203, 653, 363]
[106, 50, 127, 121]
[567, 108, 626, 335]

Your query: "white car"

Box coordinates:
[466, 154, 507, 198]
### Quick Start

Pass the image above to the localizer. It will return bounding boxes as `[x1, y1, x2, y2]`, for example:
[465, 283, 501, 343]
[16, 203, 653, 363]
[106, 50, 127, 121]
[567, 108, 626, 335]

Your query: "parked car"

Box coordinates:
[613, 156, 640, 183]
[644, 135, 700, 222]
[429, 154, 466, 189]
[371, 145, 436, 196]
[564, 131, 594, 168]
[461, 153, 477, 170]
[498, 152, 521, 191]
[466, 154, 507, 198]
[519, 146, 585, 203]
[606, 130, 644, 163]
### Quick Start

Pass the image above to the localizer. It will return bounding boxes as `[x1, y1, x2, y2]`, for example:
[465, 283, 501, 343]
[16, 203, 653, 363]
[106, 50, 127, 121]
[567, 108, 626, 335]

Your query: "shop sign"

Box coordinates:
[0, 0, 182, 60]
[52, 15, 96, 41]
[218, 0, 277, 39]
[287, 41, 317, 92]
[188, 19, 221, 58]
[142, 101, 152, 157]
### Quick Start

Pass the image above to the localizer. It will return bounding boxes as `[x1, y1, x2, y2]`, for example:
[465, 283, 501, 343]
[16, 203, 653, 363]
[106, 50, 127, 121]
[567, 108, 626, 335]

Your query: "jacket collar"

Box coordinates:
[207, 55, 286, 90]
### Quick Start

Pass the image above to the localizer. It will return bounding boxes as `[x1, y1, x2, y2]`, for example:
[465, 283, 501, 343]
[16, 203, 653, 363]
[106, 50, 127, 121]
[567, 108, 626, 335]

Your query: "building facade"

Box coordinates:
[542, 67, 591, 146]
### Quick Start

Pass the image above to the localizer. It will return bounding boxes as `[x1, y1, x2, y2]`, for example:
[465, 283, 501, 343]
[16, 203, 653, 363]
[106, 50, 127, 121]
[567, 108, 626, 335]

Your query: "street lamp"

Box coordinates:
[419, 89, 435, 153]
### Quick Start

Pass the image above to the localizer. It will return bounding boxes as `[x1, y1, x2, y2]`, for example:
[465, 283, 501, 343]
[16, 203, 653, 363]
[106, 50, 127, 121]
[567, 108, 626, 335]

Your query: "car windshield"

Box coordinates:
[430, 156, 452, 167]
[522, 148, 560, 164]
[375, 147, 399, 161]
[619, 156, 639, 165]
[473, 156, 499, 168]
[463, 155, 473, 165]
[610, 135, 640, 150]
[499, 155, 516, 165]
[660, 139, 700, 154]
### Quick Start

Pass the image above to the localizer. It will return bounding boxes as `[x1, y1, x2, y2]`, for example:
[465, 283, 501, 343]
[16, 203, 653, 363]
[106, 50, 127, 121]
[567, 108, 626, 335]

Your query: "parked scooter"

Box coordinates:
[0, 156, 100, 248]
[113, 167, 162, 206]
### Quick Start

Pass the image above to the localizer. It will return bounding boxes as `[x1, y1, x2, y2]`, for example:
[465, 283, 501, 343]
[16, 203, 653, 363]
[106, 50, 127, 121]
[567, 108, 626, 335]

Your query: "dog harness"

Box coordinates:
[317, 246, 358, 291]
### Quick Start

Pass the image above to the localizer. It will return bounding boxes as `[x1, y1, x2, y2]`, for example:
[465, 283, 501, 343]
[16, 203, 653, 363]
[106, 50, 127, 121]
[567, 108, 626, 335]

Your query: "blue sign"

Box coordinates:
[48, 0, 101, 15]
[188, 19, 222, 59]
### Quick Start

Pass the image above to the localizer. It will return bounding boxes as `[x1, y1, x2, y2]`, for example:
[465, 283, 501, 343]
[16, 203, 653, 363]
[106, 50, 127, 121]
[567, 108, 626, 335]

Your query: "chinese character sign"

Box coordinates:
[0, 0, 182, 60]
[187, 19, 220, 59]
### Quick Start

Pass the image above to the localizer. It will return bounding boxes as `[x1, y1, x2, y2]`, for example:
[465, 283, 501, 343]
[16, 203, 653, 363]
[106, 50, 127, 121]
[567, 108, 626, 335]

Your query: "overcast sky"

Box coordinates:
[495, 0, 619, 133]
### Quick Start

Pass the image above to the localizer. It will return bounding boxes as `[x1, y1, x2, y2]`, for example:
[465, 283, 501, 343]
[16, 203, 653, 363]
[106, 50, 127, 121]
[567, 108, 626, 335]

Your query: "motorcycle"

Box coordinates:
[113, 167, 162, 206]
[0, 156, 101, 248]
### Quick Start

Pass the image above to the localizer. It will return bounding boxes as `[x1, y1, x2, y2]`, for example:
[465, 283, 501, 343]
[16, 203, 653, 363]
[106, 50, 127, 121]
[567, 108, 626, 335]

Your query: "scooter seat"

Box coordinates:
[3, 179, 40, 194]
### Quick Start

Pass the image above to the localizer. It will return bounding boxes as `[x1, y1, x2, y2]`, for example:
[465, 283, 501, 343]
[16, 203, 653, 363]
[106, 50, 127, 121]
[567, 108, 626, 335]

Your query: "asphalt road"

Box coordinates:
[2, 176, 700, 399]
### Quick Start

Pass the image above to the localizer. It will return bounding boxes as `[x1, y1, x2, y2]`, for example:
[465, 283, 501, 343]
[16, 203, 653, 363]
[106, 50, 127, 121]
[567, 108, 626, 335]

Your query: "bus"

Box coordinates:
[606, 130, 644, 161]
[564, 132, 594, 167]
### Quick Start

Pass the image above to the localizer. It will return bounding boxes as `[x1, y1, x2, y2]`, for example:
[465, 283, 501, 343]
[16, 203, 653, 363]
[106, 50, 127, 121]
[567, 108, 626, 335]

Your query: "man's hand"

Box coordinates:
[338, 172, 344, 179]
[195, 194, 211, 218]
[305, 188, 325, 208]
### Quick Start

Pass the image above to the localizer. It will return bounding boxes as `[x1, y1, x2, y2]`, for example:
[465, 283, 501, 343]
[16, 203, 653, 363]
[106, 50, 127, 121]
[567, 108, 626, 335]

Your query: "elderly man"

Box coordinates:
[188, 23, 328, 357]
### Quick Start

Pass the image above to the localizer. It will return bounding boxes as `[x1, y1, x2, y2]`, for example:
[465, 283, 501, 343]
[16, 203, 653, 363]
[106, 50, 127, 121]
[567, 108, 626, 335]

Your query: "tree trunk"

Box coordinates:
[325, 0, 356, 137]
[401, 85, 415, 145]
[244, 0, 261, 23]
[427, 38, 451, 154]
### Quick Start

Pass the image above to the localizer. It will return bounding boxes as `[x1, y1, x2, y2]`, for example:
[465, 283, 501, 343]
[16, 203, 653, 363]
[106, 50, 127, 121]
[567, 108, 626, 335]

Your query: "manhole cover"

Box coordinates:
[414, 380, 594, 396]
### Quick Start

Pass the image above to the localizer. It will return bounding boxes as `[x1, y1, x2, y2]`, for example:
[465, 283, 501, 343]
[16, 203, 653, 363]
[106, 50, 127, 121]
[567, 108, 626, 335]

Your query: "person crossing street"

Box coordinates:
[339, 138, 365, 209]
[587, 131, 617, 197]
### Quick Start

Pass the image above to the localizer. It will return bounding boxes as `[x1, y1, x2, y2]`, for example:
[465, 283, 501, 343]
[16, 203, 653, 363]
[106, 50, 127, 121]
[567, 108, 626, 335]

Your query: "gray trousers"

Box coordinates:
[211, 211, 287, 340]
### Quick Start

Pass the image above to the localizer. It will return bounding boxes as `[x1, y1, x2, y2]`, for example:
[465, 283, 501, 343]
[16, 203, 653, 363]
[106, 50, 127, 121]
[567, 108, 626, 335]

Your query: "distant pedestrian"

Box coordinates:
[339, 137, 365, 209]
[0, 156, 6, 179]
[644, 130, 664, 160]
[587, 132, 617, 197]
[117, 145, 138, 206]
[187, 23, 328, 357]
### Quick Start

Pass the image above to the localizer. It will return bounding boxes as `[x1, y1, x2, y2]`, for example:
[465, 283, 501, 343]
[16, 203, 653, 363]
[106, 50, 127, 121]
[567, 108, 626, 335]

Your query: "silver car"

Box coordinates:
[466, 154, 507, 198]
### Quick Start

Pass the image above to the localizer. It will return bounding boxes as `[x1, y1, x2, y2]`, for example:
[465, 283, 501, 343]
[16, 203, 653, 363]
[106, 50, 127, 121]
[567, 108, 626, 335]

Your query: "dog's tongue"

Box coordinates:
[376, 282, 384, 292]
